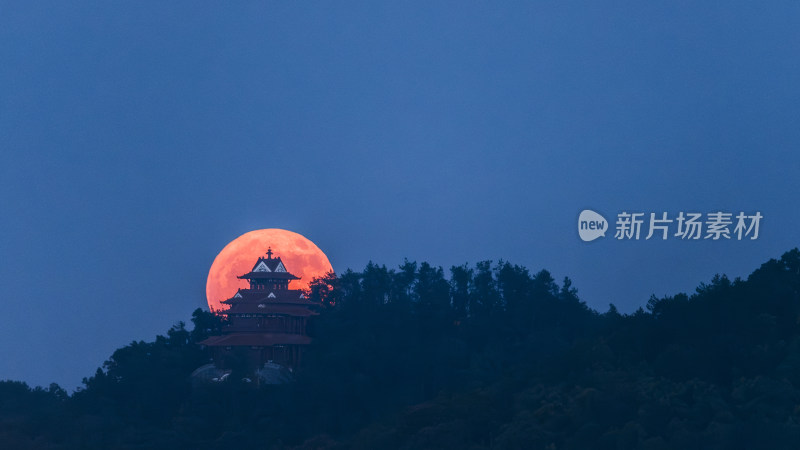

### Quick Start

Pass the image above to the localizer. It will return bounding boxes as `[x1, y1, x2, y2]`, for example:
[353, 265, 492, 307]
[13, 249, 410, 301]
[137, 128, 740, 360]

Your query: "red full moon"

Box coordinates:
[206, 229, 333, 312]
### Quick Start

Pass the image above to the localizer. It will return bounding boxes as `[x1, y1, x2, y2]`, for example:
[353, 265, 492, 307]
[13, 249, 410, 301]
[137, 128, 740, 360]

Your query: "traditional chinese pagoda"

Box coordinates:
[195, 248, 319, 383]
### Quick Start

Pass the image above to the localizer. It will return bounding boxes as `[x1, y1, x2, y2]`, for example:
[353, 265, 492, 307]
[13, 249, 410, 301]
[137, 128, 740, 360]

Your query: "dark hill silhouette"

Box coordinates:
[2, 249, 800, 449]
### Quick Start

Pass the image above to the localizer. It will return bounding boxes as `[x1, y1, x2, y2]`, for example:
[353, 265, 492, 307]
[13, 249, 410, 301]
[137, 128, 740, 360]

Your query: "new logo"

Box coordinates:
[578, 210, 608, 242]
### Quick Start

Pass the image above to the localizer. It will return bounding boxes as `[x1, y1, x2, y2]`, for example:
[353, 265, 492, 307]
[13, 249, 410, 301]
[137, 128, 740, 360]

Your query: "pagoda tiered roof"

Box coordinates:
[237, 251, 300, 280]
[238, 270, 299, 281]
[225, 303, 317, 316]
[221, 289, 315, 306]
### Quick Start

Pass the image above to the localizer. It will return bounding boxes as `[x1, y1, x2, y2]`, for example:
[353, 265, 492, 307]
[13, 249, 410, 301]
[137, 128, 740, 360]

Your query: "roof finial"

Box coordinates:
[266, 247, 273, 259]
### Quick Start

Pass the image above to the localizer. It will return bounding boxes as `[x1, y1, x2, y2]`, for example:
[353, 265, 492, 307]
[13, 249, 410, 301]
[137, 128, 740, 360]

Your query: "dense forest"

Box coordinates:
[3, 249, 800, 449]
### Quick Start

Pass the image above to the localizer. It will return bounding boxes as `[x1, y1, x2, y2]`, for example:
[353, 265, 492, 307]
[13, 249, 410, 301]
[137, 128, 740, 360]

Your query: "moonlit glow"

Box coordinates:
[205, 229, 333, 311]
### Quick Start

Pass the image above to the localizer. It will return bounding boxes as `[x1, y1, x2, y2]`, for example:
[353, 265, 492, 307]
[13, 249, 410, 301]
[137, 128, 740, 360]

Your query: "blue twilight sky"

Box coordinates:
[1, 1, 799, 389]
